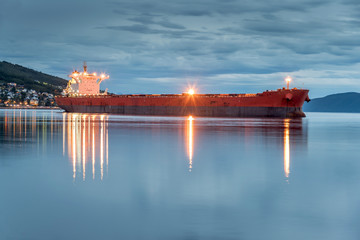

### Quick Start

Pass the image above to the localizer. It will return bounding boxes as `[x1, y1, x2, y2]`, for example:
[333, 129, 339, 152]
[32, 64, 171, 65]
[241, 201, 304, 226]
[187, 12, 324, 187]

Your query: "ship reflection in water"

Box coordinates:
[0, 109, 321, 239]
[0, 109, 62, 146]
[184, 115, 304, 180]
[0, 109, 305, 182]
[62, 113, 109, 181]
[7, 109, 360, 239]
[61, 113, 299, 180]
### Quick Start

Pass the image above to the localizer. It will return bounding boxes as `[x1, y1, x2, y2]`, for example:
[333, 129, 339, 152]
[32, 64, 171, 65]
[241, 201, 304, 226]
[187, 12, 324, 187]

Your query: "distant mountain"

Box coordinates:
[0, 61, 67, 94]
[303, 92, 360, 113]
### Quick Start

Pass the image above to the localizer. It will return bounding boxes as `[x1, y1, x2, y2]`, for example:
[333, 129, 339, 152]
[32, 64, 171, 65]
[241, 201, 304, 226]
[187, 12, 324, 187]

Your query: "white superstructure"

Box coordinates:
[64, 62, 109, 95]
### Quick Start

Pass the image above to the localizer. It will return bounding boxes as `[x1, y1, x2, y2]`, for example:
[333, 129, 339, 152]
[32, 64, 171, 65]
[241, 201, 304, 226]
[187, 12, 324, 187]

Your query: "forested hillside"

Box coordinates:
[0, 61, 67, 94]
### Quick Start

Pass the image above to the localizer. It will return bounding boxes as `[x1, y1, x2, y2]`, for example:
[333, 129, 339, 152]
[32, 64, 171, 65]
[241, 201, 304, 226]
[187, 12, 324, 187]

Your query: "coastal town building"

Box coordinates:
[0, 83, 56, 107]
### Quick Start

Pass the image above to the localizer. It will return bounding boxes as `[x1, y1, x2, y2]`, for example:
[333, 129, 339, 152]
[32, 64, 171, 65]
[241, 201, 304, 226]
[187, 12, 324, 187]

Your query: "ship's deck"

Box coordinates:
[59, 88, 305, 99]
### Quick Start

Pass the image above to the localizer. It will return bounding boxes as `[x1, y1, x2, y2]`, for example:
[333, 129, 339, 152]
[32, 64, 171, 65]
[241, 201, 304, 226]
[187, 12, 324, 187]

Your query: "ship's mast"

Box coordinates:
[83, 61, 87, 73]
[285, 76, 292, 90]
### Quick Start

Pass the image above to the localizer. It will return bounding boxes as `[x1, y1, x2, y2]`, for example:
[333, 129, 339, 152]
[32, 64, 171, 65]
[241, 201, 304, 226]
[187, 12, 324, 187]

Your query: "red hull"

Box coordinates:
[55, 89, 309, 118]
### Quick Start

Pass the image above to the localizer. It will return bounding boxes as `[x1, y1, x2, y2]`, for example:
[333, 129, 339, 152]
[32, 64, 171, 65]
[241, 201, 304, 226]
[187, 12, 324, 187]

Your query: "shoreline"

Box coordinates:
[0, 106, 61, 110]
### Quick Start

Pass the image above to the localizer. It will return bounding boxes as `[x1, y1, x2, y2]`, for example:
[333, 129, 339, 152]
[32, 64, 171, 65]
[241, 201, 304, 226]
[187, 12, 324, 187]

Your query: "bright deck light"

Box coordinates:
[285, 76, 292, 89]
[188, 88, 195, 95]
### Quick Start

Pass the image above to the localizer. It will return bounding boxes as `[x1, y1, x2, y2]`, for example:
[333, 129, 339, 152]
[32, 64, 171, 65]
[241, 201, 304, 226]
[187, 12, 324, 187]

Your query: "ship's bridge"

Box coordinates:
[65, 63, 109, 95]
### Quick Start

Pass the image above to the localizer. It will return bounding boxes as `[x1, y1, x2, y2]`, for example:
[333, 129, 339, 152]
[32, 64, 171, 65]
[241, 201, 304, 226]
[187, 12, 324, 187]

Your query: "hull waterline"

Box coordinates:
[56, 89, 310, 118]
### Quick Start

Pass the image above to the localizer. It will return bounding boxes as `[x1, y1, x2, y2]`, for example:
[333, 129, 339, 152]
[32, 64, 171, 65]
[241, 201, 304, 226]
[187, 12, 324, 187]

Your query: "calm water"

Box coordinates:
[0, 109, 359, 240]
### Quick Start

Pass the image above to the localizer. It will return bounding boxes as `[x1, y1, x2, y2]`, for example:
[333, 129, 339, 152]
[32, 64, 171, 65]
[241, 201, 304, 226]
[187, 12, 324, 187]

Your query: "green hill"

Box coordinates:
[0, 61, 67, 94]
[303, 92, 360, 113]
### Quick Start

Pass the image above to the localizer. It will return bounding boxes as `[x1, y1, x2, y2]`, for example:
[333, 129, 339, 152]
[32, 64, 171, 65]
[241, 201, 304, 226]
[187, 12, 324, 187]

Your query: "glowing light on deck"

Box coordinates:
[188, 88, 195, 95]
[285, 76, 292, 89]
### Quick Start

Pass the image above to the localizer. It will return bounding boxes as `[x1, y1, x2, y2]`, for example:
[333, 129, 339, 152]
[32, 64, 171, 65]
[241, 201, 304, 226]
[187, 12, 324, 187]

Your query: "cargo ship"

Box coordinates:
[55, 64, 310, 118]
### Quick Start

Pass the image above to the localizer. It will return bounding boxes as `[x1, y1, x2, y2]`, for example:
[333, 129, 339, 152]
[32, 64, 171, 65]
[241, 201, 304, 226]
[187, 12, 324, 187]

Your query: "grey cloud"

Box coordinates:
[273, 39, 329, 55]
[156, 20, 185, 30]
[223, 17, 327, 36]
[244, 20, 309, 34]
[105, 24, 153, 34]
[341, 0, 360, 5]
[328, 36, 360, 47]
[109, 0, 330, 17]
[2, 0, 360, 97]
[127, 15, 186, 29]
[127, 16, 156, 25]
[174, 9, 211, 16]
[102, 24, 200, 39]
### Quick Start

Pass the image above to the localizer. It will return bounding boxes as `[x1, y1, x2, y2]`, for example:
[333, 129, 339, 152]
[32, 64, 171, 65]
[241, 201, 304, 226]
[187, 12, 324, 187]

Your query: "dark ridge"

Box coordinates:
[0, 61, 67, 94]
[303, 92, 360, 113]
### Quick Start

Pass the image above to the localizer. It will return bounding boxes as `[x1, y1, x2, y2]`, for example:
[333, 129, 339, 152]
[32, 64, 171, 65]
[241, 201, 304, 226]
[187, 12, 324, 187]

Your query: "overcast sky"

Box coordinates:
[1, 0, 360, 97]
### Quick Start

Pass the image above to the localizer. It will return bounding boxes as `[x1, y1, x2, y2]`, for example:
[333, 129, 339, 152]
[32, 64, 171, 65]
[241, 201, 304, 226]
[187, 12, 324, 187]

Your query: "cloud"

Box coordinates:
[1, 0, 360, 97]
[127, 15, 186, 29]
[109, 0, 330, 17]
[101, 24, 201, 39]
[156, 20, 186, 30]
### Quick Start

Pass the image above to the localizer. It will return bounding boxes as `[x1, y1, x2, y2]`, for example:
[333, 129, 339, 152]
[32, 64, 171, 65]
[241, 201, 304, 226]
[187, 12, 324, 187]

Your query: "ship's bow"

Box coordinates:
[284, 89, 310, 118]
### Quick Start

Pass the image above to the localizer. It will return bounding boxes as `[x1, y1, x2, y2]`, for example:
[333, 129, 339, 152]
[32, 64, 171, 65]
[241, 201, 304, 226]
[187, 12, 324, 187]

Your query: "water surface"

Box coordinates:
[0, 109, 359, 240]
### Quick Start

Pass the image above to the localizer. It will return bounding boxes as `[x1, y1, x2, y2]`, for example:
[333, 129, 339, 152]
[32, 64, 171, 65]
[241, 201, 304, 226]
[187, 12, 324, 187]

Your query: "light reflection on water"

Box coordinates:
[0, 109, 299, 181]
[5, 109, 349, 240]
[284, 119, 290, 178]
[63, 113, 109, 181]
[64, 113, 294, 180]
[187, 116, 194, 172]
